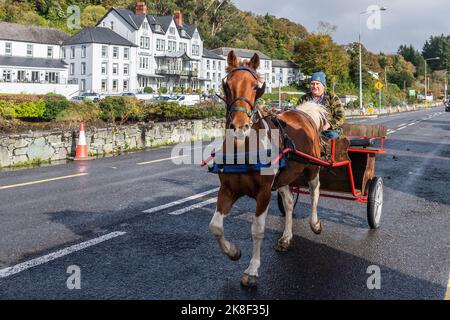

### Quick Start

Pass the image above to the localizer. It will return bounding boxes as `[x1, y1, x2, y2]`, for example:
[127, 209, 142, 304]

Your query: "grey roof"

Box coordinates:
[272, 59, 299, 68]
[154, 51, 194, 60]
[63, 27, 137, 47]
[0, 22, 69, 45]
[99, 8, 197, 39]
[203, 48, 225, 60]
[0, 56, 67, 69]
[211, 47, 272, 60]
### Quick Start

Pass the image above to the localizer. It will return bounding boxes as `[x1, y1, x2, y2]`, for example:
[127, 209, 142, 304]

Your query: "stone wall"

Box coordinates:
[0, 119, 225, 168]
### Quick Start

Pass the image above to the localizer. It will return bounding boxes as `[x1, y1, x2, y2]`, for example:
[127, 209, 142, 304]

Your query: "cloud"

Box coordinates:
[231, 0, 450, 53]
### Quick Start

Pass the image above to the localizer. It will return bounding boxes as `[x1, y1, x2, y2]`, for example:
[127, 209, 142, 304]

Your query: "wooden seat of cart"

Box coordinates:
[278, 123, 387, 229]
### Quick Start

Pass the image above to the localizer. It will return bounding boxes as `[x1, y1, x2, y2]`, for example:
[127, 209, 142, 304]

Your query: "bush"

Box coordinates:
[0, 100, 16, 119]
[56, 100, 101, 123]
[42, 95, 70, 121]
[99, 96, 144, 124]
[158, 86, 168, 95]
[11, 99, 46, 119]
[144, 87, 154, 94]
[144, 101, 225, 122]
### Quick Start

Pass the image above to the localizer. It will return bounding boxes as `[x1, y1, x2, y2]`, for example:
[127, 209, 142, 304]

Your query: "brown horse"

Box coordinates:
[208, 50, 329, 287]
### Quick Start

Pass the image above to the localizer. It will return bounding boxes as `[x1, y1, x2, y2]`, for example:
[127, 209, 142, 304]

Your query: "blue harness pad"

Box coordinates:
[208, 151, 287, 174]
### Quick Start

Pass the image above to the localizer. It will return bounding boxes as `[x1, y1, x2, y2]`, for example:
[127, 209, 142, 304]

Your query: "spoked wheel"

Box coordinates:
[367, 177, 383, 229]
[277, 191, 299, 217]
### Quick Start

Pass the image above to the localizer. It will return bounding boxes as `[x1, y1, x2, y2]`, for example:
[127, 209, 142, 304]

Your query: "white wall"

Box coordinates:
[0, 82, 79, 98]
[0, 40, 61, 59]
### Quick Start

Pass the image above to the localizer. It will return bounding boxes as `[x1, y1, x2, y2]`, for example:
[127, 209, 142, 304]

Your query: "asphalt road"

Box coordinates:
[0, 106, 448, 300]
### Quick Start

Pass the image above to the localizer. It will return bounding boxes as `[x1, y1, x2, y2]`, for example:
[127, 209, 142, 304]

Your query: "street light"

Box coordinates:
[359, 6, 387, 111]
[424, 57, 440, 99]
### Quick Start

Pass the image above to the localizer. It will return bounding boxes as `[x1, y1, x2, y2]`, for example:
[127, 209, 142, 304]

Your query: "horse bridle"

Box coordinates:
[217, 66, 266, 126]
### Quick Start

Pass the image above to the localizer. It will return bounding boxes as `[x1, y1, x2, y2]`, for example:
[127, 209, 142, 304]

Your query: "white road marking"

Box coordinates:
[0, 173, 88, 190]
[399, 123, 407, 127]
[142, 187, 219, 213]
[0, 231, 126, 279]
[137, 155, 189, 165]
[168, 197, 217, 216]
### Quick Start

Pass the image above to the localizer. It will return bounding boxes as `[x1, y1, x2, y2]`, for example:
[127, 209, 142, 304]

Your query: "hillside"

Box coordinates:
[0, 0, 309, 60]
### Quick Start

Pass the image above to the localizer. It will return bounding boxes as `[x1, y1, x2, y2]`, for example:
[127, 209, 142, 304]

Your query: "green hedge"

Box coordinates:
[0, 99, 46, 119]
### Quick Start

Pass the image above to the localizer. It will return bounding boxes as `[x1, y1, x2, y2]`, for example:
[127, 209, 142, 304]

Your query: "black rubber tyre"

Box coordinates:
[367, 177, 383, 229]
[277, 191, 299, 217]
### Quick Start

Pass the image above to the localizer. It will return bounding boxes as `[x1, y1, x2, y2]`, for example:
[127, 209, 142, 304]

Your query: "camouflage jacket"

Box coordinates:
[297, 92, 346, 133]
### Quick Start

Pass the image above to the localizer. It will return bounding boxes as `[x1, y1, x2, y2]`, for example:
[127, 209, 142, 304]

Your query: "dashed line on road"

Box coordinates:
[0, 231, 126, 279]
[168, 197, 216, 215]
[0, 173, 89, 190]
[142, 187, 219, 214]
[137, 155, 189, 165]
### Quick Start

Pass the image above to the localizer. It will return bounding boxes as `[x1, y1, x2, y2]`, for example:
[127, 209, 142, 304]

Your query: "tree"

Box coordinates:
[422, 34, 450, 72]
[81, 5, 107, 28]
[294, 34, 350, 86]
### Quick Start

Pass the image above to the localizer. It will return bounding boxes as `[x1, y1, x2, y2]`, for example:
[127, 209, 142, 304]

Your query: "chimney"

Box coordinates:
[174, 10, 183, 29]
[135, 2, 147, 15]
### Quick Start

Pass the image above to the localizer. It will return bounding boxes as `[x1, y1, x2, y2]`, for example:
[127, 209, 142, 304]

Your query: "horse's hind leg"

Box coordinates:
[308, 172, 323, 234]
[241, 190, 271, 288]
[274, 185, 294, 252]
[209, 187, 241, 261]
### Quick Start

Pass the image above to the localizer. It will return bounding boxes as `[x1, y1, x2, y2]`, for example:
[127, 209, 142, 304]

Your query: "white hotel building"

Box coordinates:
[62, 27, 138, 94]
[0, 22, 78, 97]
[0, 2, 302, 97]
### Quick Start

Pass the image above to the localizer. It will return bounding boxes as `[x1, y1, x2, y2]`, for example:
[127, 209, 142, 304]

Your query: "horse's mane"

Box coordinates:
[296, 101, 329, 131]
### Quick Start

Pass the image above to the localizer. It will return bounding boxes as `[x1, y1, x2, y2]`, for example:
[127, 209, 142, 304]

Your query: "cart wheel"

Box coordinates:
[277, 191, 299, 217]
[367, 177, 383, 229]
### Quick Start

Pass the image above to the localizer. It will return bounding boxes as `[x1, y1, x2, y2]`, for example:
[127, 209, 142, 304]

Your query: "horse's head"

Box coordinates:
[223, 50, 266, 138]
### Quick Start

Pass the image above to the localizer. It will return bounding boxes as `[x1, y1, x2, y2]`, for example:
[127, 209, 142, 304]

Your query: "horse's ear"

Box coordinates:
[249, 53, 260, 71]
[227, 50, 238, 69]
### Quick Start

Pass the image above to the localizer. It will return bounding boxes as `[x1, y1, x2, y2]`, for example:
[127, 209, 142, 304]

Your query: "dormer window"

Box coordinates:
[143, 22, 149, 30]
[169, 27, 176, 35]
[181, 30, 188, 37]
[110, 21, 114, 30]
[155, 25, 163, 32]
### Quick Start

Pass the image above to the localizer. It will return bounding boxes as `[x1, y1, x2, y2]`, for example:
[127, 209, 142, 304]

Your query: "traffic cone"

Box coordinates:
[74, 122, 89, 160]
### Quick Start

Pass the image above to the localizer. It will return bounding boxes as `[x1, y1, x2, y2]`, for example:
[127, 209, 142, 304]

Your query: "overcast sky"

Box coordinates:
[231, 0, 450, 54]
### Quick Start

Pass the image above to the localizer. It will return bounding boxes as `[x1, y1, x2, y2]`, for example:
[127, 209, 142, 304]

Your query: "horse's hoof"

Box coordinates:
[274, 239, 291, 252]
[310, 220, 323, 235]
[229, 246, 241, 261]
[240, 273, 258, 288]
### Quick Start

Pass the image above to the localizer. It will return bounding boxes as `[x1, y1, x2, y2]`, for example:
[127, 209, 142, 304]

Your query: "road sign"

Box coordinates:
[409, 89, 416, 97]
[375, 81, 383, 90]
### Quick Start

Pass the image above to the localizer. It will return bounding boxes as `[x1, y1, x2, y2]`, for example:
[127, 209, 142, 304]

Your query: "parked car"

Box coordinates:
[167, 95, 200, 106]
[80, 92, 101, 102]
[122, 92, 136, 97]
[70, 96, 85, 103]
[445, 99, 450, 112]
[152, 95, 171, 102]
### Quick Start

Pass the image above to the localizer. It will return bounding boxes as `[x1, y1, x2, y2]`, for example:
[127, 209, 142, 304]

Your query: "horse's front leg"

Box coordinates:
[274, 185, 294, 252]
[241, 190, 271, 288]
[209, 187, 241, 261]
[308, 173, 323, 234]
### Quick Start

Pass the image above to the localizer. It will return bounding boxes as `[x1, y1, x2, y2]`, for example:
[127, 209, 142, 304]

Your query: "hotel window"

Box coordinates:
[179, 43, 187, 53]
[155, 25, 163, 33]
[143, 22, 149, 30]
[218, 73, 222, 82]
[45, 72, 59, 83]
[3, 70, 11, 82]
[168, 41, 176, 52]
[17, 70, 26, 82]
[124, 64, 129, 76]
[207, 72, 210, 80]
[213, 61, 216, 70]
[169, 27, 176, 35]
[32, 71, 39, 82]
[63, 48, 66, 59]
[124, 48, 129, 59]
[156, 39, 165, 51]
[192, 45, 199, 56]
[101, 62, 108, 75]
[5, 42, 11, 55]
[213, 73, 216, 82]
[218, 61, 222, 69]
[144, 37, 150, 49]
[70, 63, 75, 75]
[112, 63, 118, 75]
[27, 44, 33, 57]
[123, 80, 129, 92]
[81, 45, 86, 58]
[81, 79, 86, 92]
[140, 37, 144, 48]
[101, 79, 107, 92]
[113, 47, 119, 59]
[206, 60, 210, 70]
[265, 61, 269, 69]
[71, 47, 75, 59]
[110, 21, 114, 30]
[81, 62, 86, 75]
[47, 46, 53, 58]
[112, 79, 118, 92]
[102, 46, 108, 58]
